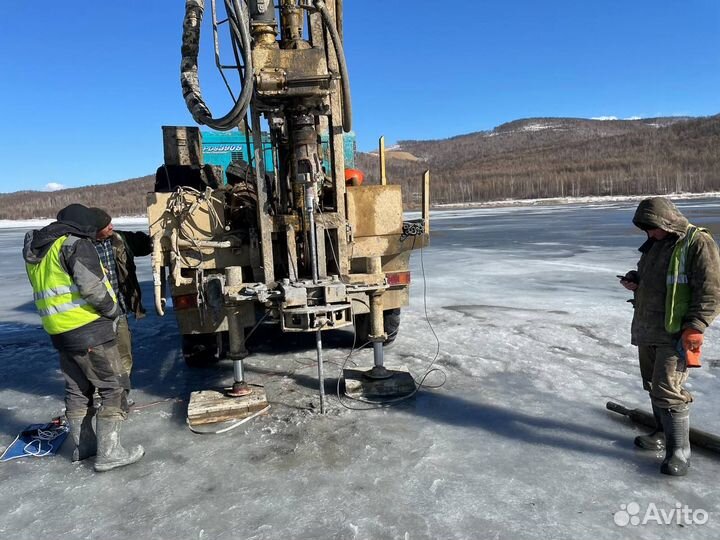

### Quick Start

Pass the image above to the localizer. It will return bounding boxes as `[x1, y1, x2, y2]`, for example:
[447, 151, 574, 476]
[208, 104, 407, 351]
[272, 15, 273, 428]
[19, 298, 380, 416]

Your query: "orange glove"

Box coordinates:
[681, 328, 703, 368]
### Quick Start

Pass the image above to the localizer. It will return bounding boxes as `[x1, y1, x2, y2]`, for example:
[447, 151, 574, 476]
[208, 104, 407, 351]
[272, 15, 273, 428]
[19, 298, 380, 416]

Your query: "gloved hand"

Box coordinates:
[624, 270, 639, 283]
[681, 328, 703, 368]
[619, 270, 639, 291]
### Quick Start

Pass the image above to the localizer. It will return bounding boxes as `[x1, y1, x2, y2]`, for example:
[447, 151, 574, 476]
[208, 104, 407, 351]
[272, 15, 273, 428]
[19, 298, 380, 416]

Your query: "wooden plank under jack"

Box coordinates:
[343, 366, 416, 399]
[187, 385, 269, 427]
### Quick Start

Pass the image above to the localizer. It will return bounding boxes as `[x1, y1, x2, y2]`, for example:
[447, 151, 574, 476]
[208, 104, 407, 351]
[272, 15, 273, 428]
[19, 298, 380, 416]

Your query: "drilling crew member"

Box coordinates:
[88, 207, 152, 382]
[23, 204, 145, 472]
[620, 197, 720, 476]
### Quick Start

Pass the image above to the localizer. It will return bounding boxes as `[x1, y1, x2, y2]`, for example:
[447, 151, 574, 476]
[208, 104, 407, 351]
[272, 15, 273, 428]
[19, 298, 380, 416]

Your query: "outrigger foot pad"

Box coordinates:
[345, 366, 416, 399]
[187, 386, 269, 428]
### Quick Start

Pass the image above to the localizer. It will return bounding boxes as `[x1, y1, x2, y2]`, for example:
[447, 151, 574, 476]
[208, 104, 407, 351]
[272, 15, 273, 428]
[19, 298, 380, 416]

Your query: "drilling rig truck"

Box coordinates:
[147, 0, 429, 416]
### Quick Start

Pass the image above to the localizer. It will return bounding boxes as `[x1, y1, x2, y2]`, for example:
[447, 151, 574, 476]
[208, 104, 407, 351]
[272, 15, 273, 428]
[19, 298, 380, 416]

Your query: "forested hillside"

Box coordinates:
[0, 176, 154, 220]
[356, 115, 720, 206]
[2, 115, 719, 218]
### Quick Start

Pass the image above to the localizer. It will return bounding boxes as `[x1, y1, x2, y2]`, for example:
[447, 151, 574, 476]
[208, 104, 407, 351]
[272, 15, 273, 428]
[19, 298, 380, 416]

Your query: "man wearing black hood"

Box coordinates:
[620, 197, 720, 476]
[23, 203, 144, 472]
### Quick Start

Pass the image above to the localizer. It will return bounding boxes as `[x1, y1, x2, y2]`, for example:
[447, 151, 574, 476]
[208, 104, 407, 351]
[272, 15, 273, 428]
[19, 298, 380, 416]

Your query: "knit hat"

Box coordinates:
[57, 204, 94, 227]
[56, 204, 111, 230]
[89, 207, 112, 229]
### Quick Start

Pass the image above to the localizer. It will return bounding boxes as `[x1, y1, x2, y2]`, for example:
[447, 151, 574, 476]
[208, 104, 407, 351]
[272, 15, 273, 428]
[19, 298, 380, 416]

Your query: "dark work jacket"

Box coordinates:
[112, 231, 152, 319]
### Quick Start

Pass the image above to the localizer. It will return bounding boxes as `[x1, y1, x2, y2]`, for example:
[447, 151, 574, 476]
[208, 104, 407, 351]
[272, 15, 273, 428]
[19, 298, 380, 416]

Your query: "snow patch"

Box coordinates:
[521, 123, 558, 132]
[366, 143, 401, 156]
[591, 116, 642, 121]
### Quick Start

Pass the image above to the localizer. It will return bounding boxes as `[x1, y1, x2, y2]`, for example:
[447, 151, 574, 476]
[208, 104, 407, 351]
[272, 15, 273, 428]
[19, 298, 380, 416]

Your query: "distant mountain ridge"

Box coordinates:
[356, 114, 720, 205]
[1, 114, 719, 219]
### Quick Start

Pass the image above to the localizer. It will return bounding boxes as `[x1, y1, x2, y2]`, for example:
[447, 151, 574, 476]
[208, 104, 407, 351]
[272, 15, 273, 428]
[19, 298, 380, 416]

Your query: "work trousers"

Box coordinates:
[116, 315, 133, 377]
[59, 340, 130, 420]
[638, 344, 692, 409]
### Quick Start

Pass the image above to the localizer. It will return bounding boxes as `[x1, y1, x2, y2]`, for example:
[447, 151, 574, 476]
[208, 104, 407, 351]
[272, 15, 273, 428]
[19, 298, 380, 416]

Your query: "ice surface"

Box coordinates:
[1, 200, 719, 539]
[0, 217, 147, 230]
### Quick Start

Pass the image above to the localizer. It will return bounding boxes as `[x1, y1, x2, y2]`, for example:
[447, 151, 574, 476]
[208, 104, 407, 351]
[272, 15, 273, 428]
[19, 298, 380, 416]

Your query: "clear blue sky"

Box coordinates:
[0, 0, 718, 193]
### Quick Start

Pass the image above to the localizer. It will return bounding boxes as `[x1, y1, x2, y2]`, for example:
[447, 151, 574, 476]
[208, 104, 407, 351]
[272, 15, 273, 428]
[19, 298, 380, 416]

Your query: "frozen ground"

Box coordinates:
[1, 199, 720, 539]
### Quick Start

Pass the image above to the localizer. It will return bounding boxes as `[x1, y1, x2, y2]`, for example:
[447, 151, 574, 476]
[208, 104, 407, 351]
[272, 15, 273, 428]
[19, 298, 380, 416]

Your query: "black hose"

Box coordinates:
[336, 0, 343, 42]
[180, 0, 254, 131]
[311, 0, 352, 132]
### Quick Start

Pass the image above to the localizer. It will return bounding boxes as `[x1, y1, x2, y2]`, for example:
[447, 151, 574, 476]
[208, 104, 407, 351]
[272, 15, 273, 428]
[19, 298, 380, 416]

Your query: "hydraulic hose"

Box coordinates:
[151, 234, 167, 316]
[181, 0, 254, 131]
[336, 0, 343, 42]
[308, 0, 352, 132]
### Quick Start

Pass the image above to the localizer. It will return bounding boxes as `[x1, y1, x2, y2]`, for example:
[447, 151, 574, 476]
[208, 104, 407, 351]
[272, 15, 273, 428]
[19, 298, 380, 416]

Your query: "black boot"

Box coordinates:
[634, 404, 665, 450]
[659, 405, 691, 476]
[66, 408, 97, 462]
[94, 417, 145, 472]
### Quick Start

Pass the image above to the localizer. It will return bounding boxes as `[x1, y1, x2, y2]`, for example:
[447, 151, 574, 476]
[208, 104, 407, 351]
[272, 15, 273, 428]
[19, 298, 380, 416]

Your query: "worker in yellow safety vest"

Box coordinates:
[23, 204, 144, 472]
[619, 197, 720, 477]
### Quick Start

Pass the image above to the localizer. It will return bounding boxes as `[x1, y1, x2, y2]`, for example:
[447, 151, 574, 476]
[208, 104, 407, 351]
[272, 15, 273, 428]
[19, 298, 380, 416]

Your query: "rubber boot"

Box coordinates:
[66, 408, 97, 462]
[94, 417, 145, 472]
[659, 405, 691, 476]
[634, 404, 665, 450]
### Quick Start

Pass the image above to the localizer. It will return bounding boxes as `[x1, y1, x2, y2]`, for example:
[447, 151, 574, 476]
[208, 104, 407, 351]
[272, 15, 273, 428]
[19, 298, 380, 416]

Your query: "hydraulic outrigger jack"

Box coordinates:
[226, 302, 253, 398]
[344, 291, 416, 399]
[365, 342, 393, 380]
[186, 275, 269, 429]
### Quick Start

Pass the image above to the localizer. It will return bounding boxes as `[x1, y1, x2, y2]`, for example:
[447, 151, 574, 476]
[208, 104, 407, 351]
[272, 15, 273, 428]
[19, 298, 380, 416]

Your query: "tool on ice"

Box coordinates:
[606, 401, 720, 454]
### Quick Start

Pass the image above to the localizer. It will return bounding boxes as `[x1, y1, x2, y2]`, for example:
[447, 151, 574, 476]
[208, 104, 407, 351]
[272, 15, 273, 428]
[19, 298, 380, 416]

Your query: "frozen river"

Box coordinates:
[1, 199, 720, 539]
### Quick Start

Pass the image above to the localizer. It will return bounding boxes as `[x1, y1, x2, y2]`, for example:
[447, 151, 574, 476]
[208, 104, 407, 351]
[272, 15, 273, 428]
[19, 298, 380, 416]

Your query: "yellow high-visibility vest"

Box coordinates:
[665, 225, 707, 334]
[25, 235, 116, 335]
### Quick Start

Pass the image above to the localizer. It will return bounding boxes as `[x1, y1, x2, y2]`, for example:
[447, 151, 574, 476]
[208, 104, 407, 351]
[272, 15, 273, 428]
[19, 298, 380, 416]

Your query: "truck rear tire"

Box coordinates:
[354, 308, 401, 348]
[182, 333, 221, 368]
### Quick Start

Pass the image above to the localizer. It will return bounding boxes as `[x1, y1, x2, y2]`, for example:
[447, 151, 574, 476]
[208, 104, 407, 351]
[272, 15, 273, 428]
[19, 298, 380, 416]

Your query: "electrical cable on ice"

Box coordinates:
[336, 240, 446, 410]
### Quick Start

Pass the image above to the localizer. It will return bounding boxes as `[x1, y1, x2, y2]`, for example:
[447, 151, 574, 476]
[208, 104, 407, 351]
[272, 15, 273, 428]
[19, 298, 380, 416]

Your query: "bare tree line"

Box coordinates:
[2, 115, 719, 219]
[0, 176, 154, 220]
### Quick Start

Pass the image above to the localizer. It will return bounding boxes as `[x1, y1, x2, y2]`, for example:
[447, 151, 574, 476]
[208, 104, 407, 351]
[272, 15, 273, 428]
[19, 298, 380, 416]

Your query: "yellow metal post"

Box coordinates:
[379, 136, 387, 185]
[422, 169, 430, 233]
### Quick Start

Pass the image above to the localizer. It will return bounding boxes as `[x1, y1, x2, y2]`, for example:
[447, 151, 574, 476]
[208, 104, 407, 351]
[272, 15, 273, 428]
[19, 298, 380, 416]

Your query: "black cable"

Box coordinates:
[413, 240, 445, 389]
[298, 0, 352, 132]
[315, 0, 352, 132]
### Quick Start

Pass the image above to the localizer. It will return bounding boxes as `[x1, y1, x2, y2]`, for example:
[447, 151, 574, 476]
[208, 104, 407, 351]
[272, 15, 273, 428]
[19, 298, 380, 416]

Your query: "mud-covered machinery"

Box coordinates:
[147, 0, 429, 416]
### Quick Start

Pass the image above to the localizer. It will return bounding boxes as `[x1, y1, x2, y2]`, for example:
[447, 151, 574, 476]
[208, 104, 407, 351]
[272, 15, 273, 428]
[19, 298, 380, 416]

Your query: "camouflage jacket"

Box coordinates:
[111, 230, 152, 319]
[631, 198, 720, 346]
